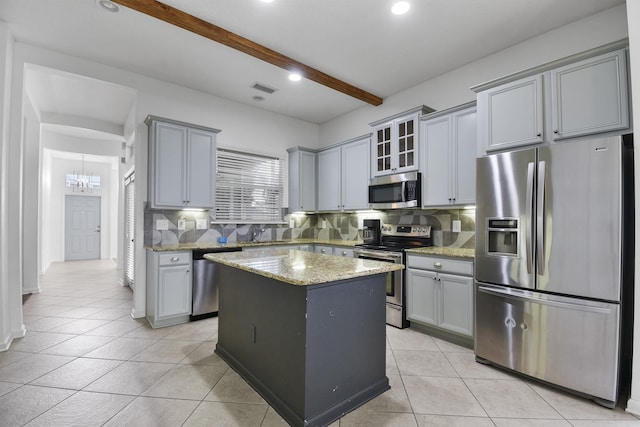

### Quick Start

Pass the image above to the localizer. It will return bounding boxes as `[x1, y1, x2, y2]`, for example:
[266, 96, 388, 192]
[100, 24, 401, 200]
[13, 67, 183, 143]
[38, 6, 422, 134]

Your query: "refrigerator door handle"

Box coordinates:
[526, 162, 535, 274]
[537, 161, 546, 275]
[477, 285, 613, 314]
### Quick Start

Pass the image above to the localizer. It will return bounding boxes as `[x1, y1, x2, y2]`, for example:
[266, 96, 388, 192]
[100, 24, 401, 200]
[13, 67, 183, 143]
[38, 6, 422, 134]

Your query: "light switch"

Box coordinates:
[196, 219, 208, 229]
[156, 219, 169, 230]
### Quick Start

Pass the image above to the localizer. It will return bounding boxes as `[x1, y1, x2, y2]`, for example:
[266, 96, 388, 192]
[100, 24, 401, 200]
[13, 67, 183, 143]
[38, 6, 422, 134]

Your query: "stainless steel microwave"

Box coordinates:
[368, 171, 421, 209]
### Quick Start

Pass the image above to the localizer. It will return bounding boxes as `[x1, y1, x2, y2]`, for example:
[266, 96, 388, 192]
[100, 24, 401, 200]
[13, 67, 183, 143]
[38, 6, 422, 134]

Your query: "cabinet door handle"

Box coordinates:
[171, 257, 179, 262]
[433, 262, 442, 269]
[553, 130, 559, 134]
[536, 133, 542, 137]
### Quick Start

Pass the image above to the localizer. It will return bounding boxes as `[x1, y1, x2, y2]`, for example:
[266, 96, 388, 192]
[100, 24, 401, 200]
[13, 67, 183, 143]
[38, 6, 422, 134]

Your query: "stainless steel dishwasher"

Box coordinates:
[191, 247, 242, 320]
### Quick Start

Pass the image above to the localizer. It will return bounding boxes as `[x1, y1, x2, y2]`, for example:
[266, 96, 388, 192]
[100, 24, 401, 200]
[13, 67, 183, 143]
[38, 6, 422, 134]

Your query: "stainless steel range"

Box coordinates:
[354, 222, 432, 328]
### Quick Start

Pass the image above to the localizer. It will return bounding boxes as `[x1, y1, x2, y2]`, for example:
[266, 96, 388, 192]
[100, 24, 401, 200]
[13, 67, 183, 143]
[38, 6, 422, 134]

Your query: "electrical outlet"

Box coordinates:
[320, 219, 326, 229]
[156, 219, 169, 230]
[289, 218, 295, 228]
[178, 219, 186, 230]
[196, 219, 208, 229]
[452, 220, 461, 233]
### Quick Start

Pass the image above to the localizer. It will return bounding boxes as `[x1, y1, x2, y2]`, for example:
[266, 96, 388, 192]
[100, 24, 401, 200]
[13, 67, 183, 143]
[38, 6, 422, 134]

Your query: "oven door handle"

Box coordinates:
[354, 250, 403, 262]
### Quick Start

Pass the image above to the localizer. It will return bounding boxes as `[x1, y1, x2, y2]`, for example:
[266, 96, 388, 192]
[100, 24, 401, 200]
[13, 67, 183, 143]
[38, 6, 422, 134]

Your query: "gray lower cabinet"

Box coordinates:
[146, 250, 192, 328]
[314, 245, 332, 255]
[333, 247, 354, 257]
[146, 116, 219, 209]
[406, 254, 474, 340]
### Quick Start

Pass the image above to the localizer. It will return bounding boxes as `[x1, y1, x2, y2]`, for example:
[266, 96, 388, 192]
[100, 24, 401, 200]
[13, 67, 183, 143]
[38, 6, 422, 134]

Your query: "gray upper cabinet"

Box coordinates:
[317, 147, 341, 211]
[421, 103, 477, 207]
[475, 43, 631, 155]
[317, 135, 370, 212]
[146, 116, 219, 210]
[477, 75, 544, 153]
[288, 147, 317, 212]
[369, 106, 434, 177]
[341, 136, 370, 211]
[550, 49, 629, 140]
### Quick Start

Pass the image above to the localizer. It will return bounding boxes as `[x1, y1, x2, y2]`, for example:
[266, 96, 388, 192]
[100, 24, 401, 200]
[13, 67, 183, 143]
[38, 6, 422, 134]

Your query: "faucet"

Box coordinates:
[251, 228, 265, 242]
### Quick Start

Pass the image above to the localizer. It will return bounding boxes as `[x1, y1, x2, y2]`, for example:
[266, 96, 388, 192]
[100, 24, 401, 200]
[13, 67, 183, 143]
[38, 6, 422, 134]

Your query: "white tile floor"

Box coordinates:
[1, 259, 639, 426]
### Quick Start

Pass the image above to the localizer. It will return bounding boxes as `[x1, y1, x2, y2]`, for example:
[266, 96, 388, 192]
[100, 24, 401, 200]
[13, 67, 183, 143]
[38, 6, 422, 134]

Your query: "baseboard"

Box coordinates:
[22, 286, 41, 295]
[626, 397, 640, 416]
[130, 306, 145, 319]
[0, 326, 26, 352]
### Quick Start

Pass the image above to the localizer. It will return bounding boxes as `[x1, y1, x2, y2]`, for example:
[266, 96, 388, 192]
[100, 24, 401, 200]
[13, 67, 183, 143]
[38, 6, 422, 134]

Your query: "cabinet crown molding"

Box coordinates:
[470, 39, 629, 93]
[369, 105, 435, 127]
[420, 101, 477, 121]
[144, 115, 221, 134]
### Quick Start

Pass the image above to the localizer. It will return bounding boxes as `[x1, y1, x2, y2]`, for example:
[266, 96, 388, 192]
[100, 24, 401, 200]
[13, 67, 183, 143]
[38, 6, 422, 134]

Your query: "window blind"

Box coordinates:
[214, 149, 284, 222]
[124, 173, 135, 288]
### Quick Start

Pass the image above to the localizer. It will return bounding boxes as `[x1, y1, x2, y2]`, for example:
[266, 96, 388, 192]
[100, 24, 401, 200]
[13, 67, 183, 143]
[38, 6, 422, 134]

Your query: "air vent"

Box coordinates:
[251, 82, 278, 94]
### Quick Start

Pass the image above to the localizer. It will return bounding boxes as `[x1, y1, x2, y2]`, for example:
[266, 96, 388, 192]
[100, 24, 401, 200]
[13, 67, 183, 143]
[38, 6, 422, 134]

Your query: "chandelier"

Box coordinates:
[72, 154, 96, 193]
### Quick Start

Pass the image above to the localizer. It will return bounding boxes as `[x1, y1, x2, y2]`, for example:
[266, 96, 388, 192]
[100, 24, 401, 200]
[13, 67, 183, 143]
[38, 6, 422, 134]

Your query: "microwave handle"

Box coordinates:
[401, 181, 407, 202]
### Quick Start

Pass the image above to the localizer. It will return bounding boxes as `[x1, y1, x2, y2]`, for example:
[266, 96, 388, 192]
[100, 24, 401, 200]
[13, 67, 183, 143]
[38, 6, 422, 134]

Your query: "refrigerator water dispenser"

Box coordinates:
[487, 218, 518, 256]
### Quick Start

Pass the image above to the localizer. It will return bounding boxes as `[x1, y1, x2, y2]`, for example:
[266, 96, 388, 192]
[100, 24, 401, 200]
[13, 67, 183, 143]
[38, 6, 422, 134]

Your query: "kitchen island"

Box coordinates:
[204, 249, 403, 427]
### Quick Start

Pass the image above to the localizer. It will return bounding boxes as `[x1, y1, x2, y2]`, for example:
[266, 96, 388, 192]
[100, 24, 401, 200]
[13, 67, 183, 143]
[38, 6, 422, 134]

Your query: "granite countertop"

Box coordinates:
[145, 239, 361, 252]
[204, 249, 404, 286]
[405, 247, 475, 259]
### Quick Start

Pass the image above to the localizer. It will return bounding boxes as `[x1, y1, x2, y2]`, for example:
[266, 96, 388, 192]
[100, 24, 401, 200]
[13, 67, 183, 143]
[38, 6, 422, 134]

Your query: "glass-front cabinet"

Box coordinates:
[370, 106, 433, 177]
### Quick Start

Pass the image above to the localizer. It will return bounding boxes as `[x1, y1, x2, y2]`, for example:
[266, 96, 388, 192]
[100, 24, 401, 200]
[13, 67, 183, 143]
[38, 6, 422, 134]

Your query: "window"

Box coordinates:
[214, 148, 284, 223]
[65, 173, 101, 191]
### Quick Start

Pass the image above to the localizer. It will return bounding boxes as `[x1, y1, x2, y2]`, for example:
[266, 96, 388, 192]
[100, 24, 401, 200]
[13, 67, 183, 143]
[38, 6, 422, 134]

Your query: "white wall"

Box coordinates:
[625, 0, 640, 416]
[318, 5, 629, 146]
[0, 21, 24, 351]
[22, 94, 40, 293]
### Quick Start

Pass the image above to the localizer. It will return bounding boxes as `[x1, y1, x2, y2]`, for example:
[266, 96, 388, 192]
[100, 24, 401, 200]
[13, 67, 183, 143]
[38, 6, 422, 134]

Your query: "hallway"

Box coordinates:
[0, 259, 638, 426]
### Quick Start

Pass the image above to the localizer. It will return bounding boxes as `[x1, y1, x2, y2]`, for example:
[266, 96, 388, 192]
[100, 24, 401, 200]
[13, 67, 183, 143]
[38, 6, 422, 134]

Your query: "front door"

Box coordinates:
[65, 195, 101, 261]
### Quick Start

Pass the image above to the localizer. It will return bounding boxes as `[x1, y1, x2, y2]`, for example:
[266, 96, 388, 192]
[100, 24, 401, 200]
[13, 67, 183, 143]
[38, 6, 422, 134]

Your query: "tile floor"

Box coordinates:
[1, 259, 639, 426]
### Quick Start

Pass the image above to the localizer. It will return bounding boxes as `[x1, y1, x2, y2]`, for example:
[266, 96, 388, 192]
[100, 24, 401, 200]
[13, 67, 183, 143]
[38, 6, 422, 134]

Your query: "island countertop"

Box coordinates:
[204, 249, 403, 286]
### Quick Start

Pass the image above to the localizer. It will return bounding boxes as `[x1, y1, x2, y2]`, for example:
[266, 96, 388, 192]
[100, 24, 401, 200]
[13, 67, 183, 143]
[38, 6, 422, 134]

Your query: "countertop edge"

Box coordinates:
[204, 249, 404, 286]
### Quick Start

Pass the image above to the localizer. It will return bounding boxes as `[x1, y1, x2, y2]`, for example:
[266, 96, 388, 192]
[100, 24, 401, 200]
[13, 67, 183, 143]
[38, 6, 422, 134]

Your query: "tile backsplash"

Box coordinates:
[144, 207, 475, 248]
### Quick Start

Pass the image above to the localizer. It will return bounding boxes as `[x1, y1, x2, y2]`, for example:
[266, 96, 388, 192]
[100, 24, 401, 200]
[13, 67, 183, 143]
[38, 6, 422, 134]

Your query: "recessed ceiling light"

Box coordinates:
[391, 1, 410, 15]
[96, 0, 120, 13]
[289, 73, 302, 82]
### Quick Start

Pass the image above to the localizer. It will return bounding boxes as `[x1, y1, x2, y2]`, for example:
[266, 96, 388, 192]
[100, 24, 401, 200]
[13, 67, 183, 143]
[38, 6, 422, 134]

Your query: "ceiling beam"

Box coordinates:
[114, 0, 383, 106]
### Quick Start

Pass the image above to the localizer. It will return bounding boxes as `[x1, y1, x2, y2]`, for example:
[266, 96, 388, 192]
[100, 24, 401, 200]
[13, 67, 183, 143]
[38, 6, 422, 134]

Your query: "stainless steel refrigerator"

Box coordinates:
[475, 134, 634, 407]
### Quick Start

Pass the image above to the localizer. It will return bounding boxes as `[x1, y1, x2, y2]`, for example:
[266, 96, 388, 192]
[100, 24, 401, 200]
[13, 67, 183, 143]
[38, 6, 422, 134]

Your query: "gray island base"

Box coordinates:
[205, 250, 401, 427]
